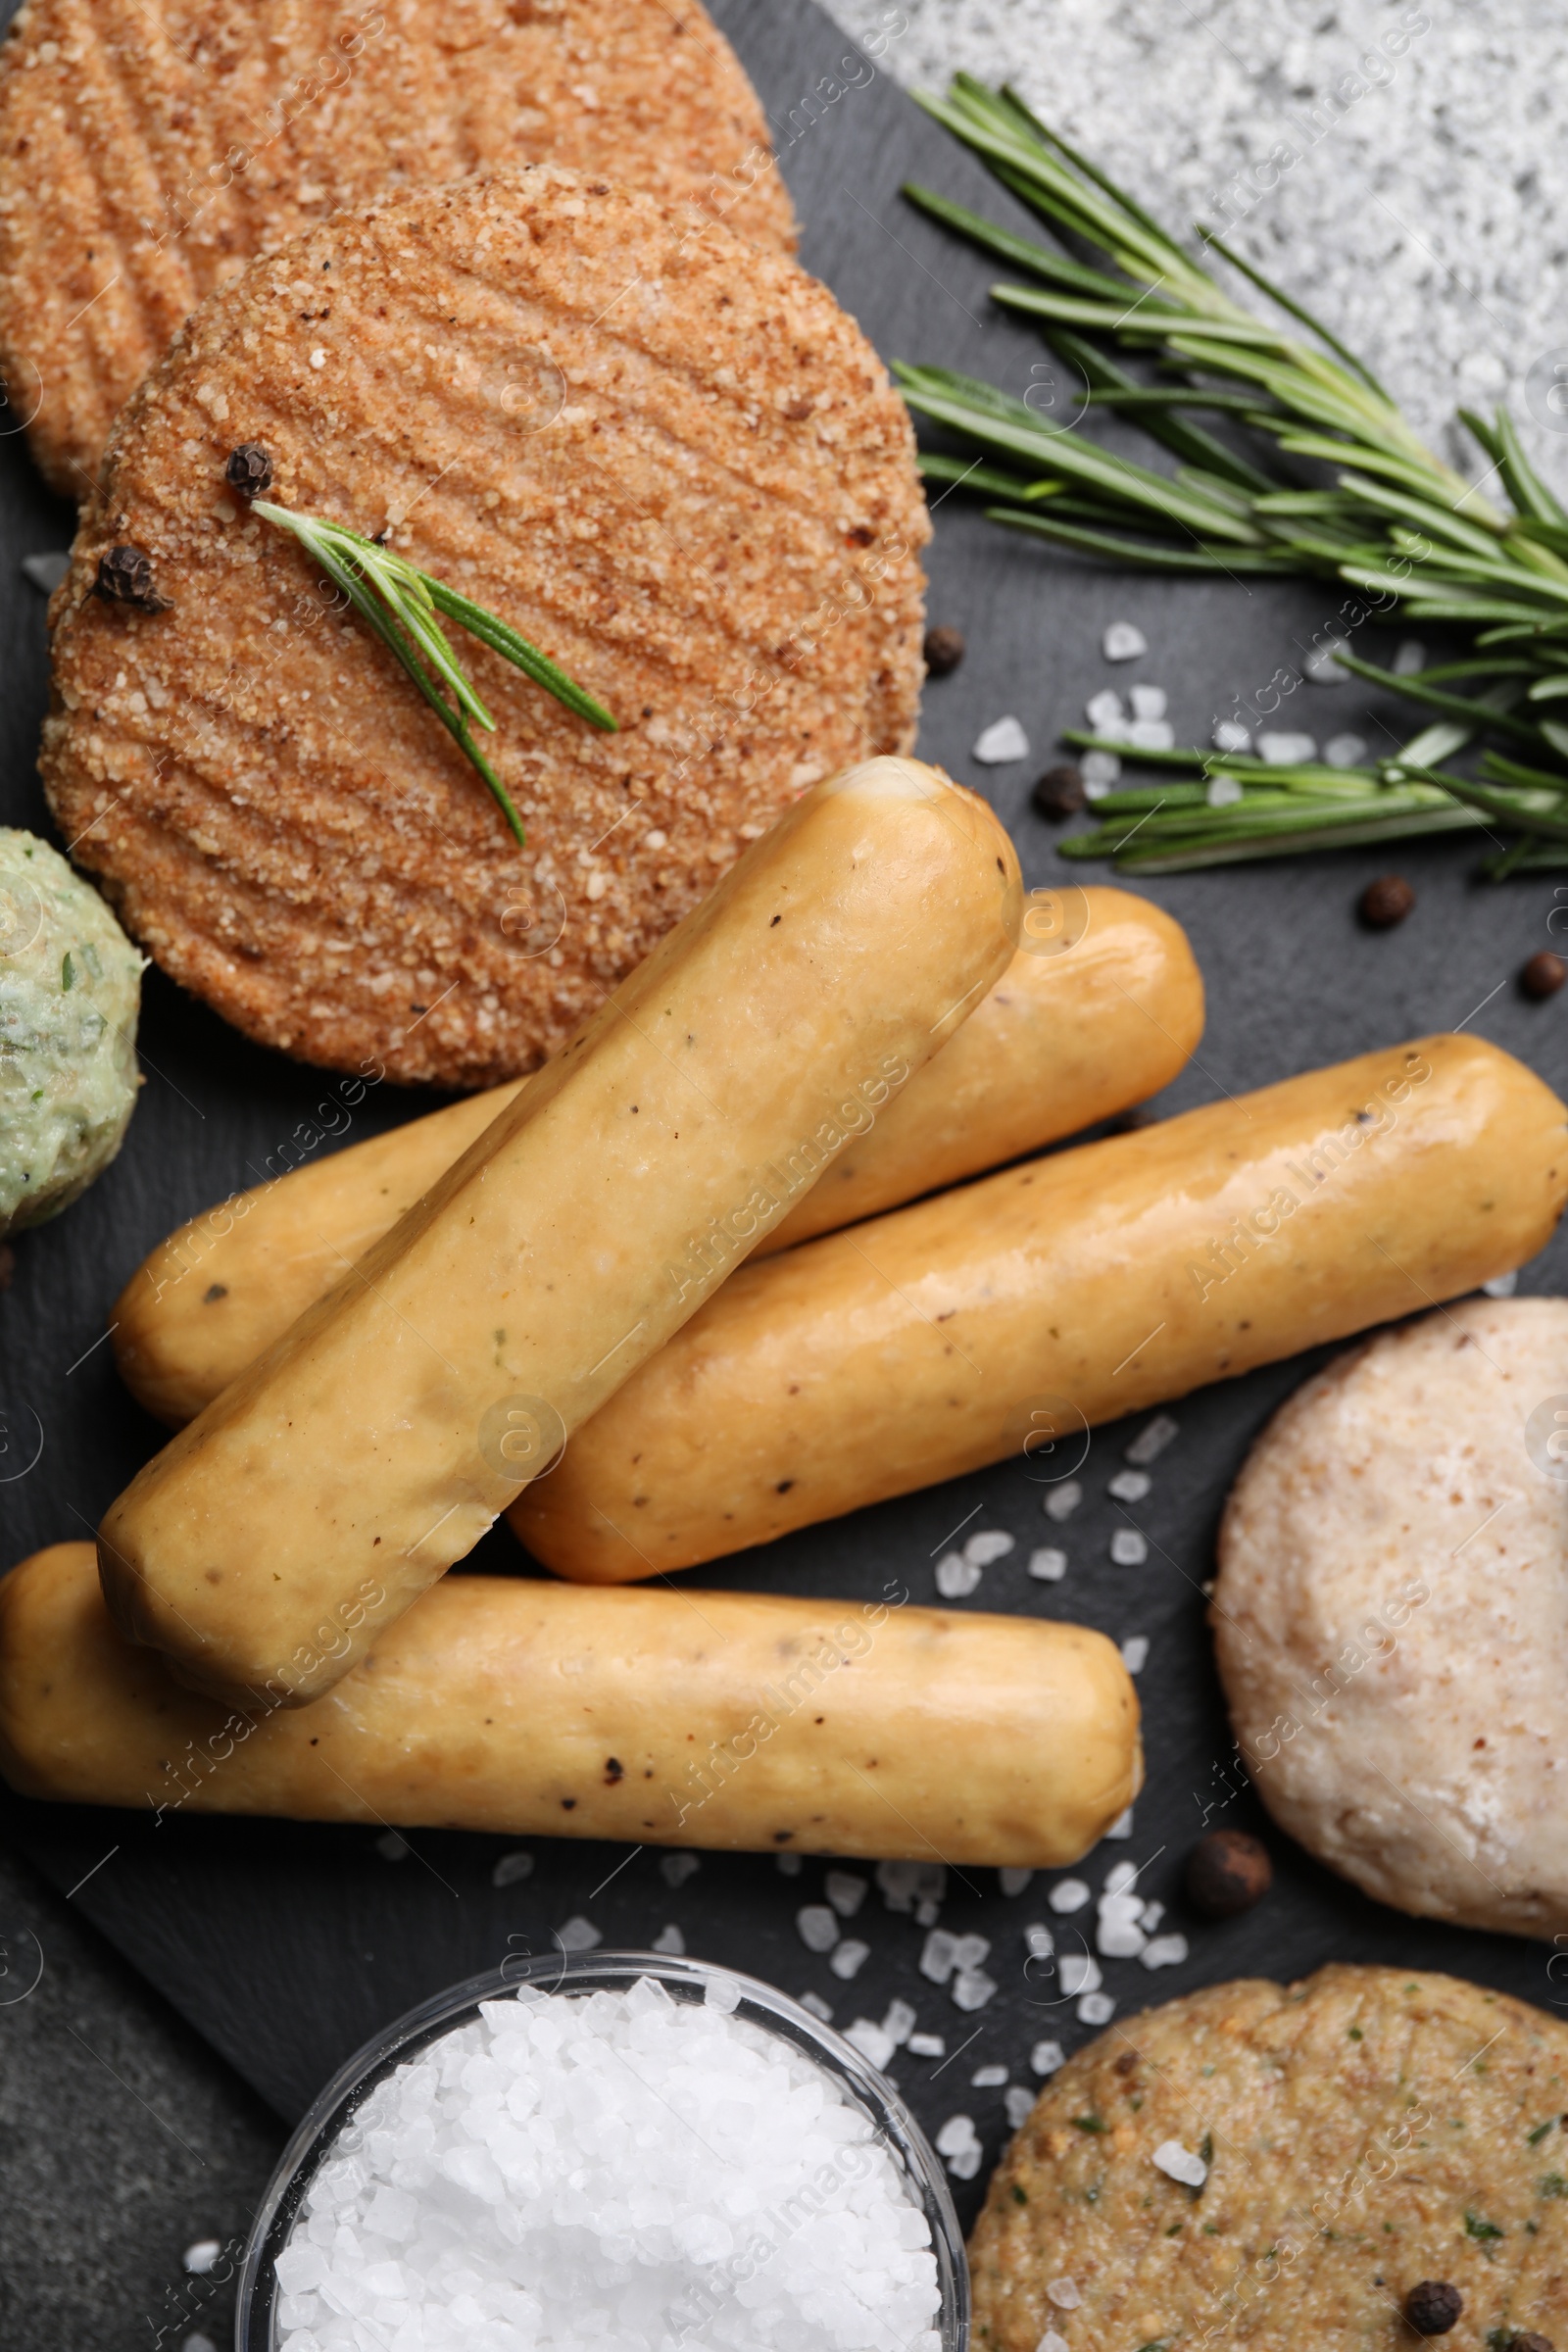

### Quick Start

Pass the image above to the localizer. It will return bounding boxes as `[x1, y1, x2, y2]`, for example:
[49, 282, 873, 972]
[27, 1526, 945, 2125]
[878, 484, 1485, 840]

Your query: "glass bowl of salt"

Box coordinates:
[236, 1948, 968, 2352]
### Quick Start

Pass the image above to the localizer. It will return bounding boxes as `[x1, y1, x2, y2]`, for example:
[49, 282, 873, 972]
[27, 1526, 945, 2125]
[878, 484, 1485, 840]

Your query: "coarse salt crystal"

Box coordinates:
[1152, 2137, 1208, 2187]
[1484, 1269, 1519, 1298]
[491, 1848, 534, 1887]
[1108, 1467, 1151, 1501]
[21, 551, 70, 594]
[884, 1998, 917, 2045]
[971, 2063, 1008, 2086]
[1103, 1859, 1140, 1896]
[974, 715, 1030, 763]
[953, 1968, 998, 2012]
[799, 1989, 834, 2022]
[825, 1869, 868, 1917]
[845, 2016, 897, 2069]
[1143, 1933, 1191, 1969]
[999, 1867, 1034, 1896]
[935, 2112, 979, 2157]
[1049, 1878, 1091, 1914]
[1005, 2085, 1036, 2130]
[1079, 1990, 1117, 2025]
[1121, 1635, 1150, 1673]
[1029, 1544, 1067, 1581]
[920, 1928, 958, 1984]
[1080, 748, 1121, 793]
[1127, 1415, 1179, 1464]
[1125, 716, 1175, 751]
[1324, 732, 1368, 767]
[1047, 2278, 1082, 2310]
[182, 2239, 221, 2275]
[661, 1850, 701, 1887]
[877, 1859, 947, 1912]
[1031, 2038, 1065, 2076]
[965, 1528, 1015, 1567]
[1085, 687, 1125, 733]
[1394, 639, 1427, 675]
[830, 1938, 871, 1980]
[374, 1830, 409, 1861]
[1105, 1805, 1136, 1839]
[1141, 1900, 1165, 1934]
[1097, 1899, 1148, 1959]
[652, 1923, 685, 1955]
[1304, 638, 1350, 683]
[907, 2032, 946, 2057]
[1035, 2333, 1070, 2352]
[1044, 1479, 1083, 1522]
[776, 1849, 803, 1876]
[1103, 620, 1147, 661]
[1110, 1528, 1148, 1566]
[1256, 730, 1316, 763]
[1129, 683, 1167, 721]
[1206, 773, 1245, 806]
[1058, 1952, 1102, 1996]
[1211, 718, 1251, 753]
[556, 1914, 601, 1952]
[935, 1549, 982, 1598]
[797, 1904, 839, 1953]
[1024, 1923, 1054, 1959]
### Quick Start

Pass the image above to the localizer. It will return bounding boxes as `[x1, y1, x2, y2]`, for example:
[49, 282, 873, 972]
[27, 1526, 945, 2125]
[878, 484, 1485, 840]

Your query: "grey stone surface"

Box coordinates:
[0, 1844, 281, 2351]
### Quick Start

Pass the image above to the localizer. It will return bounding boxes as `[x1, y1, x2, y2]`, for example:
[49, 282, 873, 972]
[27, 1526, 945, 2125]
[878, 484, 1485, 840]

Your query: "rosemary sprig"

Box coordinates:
[253, 502, 615, 846]
[898, 76, 1568, 874]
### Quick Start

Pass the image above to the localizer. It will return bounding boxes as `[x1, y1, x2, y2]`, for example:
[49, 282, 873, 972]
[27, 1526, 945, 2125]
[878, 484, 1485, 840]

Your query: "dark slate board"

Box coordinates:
[3, 0, 1568, 2233]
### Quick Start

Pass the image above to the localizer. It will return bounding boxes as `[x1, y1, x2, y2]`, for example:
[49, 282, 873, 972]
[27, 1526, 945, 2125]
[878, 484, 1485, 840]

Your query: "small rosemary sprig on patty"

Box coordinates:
[253, 501, 616, 847]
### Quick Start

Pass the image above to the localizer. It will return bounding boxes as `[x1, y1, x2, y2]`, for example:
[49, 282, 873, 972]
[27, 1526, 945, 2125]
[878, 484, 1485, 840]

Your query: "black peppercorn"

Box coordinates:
[1402, 2281, 1463, 2336]
[1358, 874, 1415, 929]
[1185, 1830, 1272, 1918]
[225, 442, 273, 498]
[1033, 763, 1087, 820]
[922, 624, 965, 677]
[1520, 951, 1566, 1002]
[91, 544, 171, 612]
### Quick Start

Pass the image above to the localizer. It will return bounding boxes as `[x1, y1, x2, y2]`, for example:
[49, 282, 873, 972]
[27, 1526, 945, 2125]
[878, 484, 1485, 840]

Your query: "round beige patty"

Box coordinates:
[40, 166, 927, 1087]
[0, 0, 796, 497]
[1213, 1298, 1568, 1939]
[972, 1965, 1568, 2352]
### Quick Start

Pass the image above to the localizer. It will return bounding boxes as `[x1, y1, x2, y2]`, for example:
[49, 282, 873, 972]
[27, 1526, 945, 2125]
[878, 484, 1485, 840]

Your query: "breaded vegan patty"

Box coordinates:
[972, 1965, 1568, 2352]
[0, 0, 797, 496]
[41, 168, 928, 1087]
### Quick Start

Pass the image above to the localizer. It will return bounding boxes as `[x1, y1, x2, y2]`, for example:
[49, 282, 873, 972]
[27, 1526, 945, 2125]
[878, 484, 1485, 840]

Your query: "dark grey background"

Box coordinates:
[2, 2, 1566, 2344]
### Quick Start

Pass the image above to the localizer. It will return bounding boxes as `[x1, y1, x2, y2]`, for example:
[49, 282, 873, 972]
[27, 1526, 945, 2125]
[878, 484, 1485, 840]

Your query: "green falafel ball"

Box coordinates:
[0, 829, 143, 1234]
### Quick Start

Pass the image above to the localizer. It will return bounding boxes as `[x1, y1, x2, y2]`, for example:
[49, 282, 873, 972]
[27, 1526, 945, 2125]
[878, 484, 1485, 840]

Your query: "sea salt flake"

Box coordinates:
[1108, 1468, 1151, 1501]
[1079, 1990, 1117, 2025]
[1304, 637, 1350, 683]
[974, 714, 1030, 763]
[652, 1923, 685, 1955]
[999, 1867, 1034, 1896]
[1324, 731, 1368, 767]
[1256, 729, 1316, 763]
[1047, 2278, 1083, 2310]
[1031, 2039, 1065, 2076]
[776, 1850, 803, 1876]
[556, 1915, 601, 1952]
[182, 2239, 221, 2275]
[908, 2033, 946, 2057]
[21, 551, 70, 594]
[830, 1938, 870, 1981]
[1080, 748, 1121, 793]
[916, 1896, 943, 1927]
[1035, 2333, 1070, 2352]
[1102, 620, 1147, 661]
[797, 1904, 840, 1953]
[1085, 688, 1125, 733]
[1141, 1901, 1165, 1934]
[1129, 683, 1168, 720]
[1394, 638, 1427, 675]
[661, 1850, 701, 1888]
[920, 1929, 958, 1984]
[971, 2063, 1008, 2086]
[1143, 1934, 1190, 1969]
[1211, 718, 1251, 752]
[1127, 1414, 1178, 1464]
[1121, 1635, 1150, 1674]
[1105, 1806, 1136, 1840]
[1125, 716, 1175, 751]
[935, 1549, 982, 1598]
[1029, 1544, 1067, 1581]
[965, 1529, 1015, 1567]
[1484, 1269, 1519, 1298]
[490, 1849, 534, 1888]
[1024, 1923, 1054, 1959]
[1153, 2137, 1208, 2187]
[1110, 1528, 1148, 1567]
[799, 1989, 834, 2022]
[825, 1870, 869, 1917]
[935, 2113, 979, 2158]
[1206, 773, 1245, 807]
[1005, 2085, 1036, 2129]
[1044, 1480, 1084, 1522]
[883, 1998, 917, 2046]
[1103, 1860, 1139, 1896]
[878, 1861, 947, 1913]
[1049, 1878, 1091, 1915]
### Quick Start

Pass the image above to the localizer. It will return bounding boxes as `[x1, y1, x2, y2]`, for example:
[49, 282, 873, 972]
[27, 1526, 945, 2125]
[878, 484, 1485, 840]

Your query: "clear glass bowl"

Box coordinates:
[235, 1948, 970, 2350]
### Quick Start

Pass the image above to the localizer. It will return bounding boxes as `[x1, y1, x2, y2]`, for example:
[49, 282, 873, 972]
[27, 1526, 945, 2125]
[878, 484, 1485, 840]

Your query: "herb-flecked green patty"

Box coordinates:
[0, 828, 142, 1232]
[971, 1966, 1568, 2352]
